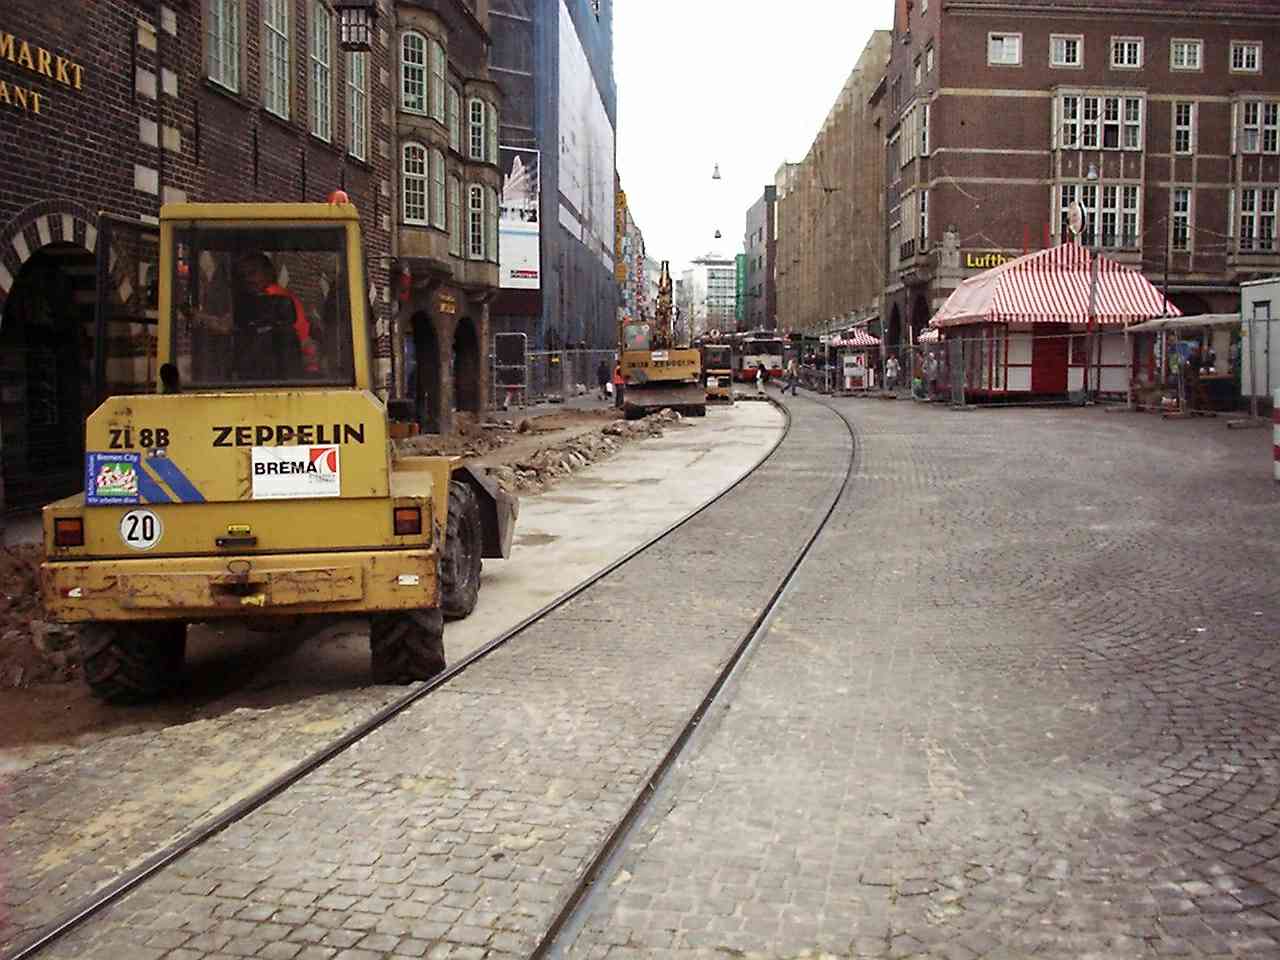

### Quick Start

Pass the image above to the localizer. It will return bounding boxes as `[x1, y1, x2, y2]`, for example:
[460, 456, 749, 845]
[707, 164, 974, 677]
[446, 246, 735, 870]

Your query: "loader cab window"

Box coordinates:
[171, 225, 355, 388]
[622, 321, 651, 352]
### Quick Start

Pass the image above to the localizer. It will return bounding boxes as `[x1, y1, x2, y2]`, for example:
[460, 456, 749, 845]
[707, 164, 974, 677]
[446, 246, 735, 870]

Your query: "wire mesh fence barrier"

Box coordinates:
[787, 327, 1249, 414]
[489, 349, 617, 409]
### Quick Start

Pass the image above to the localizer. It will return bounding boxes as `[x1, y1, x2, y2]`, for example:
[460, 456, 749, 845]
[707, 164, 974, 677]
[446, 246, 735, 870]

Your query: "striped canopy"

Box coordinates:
[930, 242, 1180, 328]
[830, 328, 881, 348]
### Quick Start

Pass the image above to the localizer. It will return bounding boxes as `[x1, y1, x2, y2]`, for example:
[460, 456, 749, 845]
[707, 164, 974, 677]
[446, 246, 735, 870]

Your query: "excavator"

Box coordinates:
[617, 261, 706, 419]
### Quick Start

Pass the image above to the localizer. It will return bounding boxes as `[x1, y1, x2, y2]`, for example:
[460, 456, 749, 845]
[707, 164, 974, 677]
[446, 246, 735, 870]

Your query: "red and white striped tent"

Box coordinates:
[928, 243, 1179, 397]
[830, 328, 882, 348]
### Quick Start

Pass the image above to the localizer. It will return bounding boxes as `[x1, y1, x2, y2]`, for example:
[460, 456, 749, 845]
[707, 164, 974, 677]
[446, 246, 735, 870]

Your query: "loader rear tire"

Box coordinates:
[370, 608, 445, 684]
[79, 621, 187, 705]
[440, 480, 483, 620]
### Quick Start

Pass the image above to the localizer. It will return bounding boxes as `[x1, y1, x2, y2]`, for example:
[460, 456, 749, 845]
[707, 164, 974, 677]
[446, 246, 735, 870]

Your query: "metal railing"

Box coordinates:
[489, 348, 616, 408]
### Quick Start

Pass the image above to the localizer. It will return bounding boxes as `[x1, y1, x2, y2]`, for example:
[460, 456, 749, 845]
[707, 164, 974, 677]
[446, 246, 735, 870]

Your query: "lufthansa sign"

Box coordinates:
[0, 30, 86, 116]
[964, 251, 1011, 269]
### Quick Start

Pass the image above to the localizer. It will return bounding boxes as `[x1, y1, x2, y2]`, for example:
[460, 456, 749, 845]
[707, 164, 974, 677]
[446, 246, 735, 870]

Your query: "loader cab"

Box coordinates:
[159, 203, 372, 393]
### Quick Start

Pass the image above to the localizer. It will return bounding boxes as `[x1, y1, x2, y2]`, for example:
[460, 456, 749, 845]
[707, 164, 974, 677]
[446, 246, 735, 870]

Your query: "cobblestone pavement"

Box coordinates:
[567, 398, 1280, 959]
[17, 401, 854, 959]
[0, 408, 781, 955]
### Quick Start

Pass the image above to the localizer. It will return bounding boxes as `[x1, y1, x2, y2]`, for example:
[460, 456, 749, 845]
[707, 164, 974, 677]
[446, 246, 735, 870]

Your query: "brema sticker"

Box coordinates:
[85, 452, 141, 505]
[251, 445, 341, 500]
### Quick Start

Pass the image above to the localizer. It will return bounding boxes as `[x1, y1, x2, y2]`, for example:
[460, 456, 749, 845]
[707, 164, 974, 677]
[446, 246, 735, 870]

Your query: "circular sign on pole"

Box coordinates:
[1067, 200, 1086, 237]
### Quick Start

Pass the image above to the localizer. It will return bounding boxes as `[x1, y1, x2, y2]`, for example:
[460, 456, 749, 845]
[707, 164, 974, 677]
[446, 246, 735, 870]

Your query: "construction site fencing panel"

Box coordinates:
[489, 349, 616, 408]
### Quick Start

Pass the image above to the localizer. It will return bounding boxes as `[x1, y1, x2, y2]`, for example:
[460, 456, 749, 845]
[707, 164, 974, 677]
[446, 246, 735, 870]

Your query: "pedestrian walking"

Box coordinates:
[786, 357, 799, 396]
[596, 359, 609, 400]
[612, 363, 625, 408]
[755, 362, 766, 396]
[885, 355, 900, 393]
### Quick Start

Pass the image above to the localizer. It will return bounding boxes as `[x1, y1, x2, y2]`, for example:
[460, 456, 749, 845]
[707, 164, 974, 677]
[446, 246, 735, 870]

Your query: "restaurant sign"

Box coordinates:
[0, 30, 85, 116]
[964, 251, 1011, 270]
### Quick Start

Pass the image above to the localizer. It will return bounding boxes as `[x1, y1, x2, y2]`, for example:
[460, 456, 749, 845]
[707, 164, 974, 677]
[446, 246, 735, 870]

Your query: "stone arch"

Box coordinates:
[411, 311, 444, 433]
[453, 315, 482, 414]
[911, 291, 931, 343]
[887, 302, 902, 351]
[0, 199, 100, 320]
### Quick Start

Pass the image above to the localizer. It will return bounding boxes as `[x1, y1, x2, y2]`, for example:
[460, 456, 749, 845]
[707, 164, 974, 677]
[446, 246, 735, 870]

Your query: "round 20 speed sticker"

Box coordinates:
[119, 509, 163, 551]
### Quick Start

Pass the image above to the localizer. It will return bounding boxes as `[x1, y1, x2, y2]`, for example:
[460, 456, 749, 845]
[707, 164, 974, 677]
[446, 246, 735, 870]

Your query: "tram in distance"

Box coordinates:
[733, 332, 784, 382]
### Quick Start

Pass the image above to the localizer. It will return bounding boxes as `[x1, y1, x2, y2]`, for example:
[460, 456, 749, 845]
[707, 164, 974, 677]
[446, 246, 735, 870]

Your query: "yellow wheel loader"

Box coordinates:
[39, 200, 517, 703]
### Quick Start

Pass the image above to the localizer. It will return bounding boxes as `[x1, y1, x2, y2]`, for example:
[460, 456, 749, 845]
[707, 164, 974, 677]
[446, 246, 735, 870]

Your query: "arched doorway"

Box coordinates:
[887, 303, 902, 350]
[0, 242, 97, 508]
[911, 292, 931, 343]
[411, 313, 443, 433]
[453, 317, 481, 414]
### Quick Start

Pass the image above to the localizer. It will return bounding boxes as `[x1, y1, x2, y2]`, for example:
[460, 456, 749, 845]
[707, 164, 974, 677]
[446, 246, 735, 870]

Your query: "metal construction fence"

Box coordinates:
[783, 328, 1251, 415]
[489, 348, 616, 408]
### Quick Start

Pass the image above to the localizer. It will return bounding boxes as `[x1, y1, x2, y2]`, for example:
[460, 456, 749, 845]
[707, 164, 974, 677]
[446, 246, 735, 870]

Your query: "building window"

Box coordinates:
[1111, 36, 1143, 69]
[925, 45, 934, 73]
[920, 103, 929, 156]
[262, 0, 290, 117]
[469, 98, 485, 160]
[1174, 102, 1194, 154]
[1094, 184, 1140, 248]
[448, 86, 461, 152]
[487, 103, 499, 163]
[988, 33, 1021, 66]
[1231, 41, 1262, 74]
[207, 0, 241, 92]
[1239, 188, 1277, 252]
[468, 183, 485, 259]
[402, 143, 428, 225]
[430, 149, 446, 229]
[309, 2, 333, 142]
[919, 188, 929, 246]
[347, 51, 368, 161]
[430, 39, 446, 122]
[1172, 188, 1191, 251]
[914, 57, 922, 87]
[487, 186, 499, 263]
[1051, 35, 1082, 68]
[1059, 183, 1098, 244]
[1171, 38, 1202, 71]
[1061, 94, 1144, 151]
[448, 177, 462, 256]
[401, 32, 426, 114]
[1238, 101, 1279, 154]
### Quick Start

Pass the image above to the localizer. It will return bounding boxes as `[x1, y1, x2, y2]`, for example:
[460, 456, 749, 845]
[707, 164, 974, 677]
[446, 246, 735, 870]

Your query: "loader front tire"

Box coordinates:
[79, 620, 187, 705]
[440, 480, 483, 620]
[370, 608, 446, 684]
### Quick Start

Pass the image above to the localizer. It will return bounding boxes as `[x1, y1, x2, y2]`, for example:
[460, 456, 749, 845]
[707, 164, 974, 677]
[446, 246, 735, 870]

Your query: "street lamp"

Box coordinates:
[712, 163, 722, 180]
[333, 0, 378, 52]
[1085, 162, 1100, 401]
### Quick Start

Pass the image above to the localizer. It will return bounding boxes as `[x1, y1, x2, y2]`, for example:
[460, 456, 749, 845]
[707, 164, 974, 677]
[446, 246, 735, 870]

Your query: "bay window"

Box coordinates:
[402, 143, 428, 225]
[401, 32, 426, 113]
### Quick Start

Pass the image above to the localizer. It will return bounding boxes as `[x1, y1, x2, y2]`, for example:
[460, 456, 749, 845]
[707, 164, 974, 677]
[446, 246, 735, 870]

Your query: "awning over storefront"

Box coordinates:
[830, 329, 881, 348]
[1125, 313, 1240, 334]
[931, 243, 1181, 328]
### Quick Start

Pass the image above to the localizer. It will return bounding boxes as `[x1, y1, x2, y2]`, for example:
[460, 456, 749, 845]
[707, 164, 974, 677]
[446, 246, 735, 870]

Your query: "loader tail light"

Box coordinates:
[393, 507, 422, 536]
[54, 517, 85, 547]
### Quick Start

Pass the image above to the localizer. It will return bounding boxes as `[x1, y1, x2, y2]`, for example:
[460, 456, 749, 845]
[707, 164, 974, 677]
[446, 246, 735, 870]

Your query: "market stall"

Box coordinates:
[1124, 313, 1241, 413]
[829, 328, 881, 392]
[930, 243, 1179, 401]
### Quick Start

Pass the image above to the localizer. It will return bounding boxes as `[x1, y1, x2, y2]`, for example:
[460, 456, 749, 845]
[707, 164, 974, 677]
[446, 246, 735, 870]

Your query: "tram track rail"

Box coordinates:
[529, 394, 859, 959]
[5, 399, 797, 960]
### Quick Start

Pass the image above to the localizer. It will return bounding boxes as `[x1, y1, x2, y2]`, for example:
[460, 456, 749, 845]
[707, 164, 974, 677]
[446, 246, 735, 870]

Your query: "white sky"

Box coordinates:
[613, 2, 891, 276]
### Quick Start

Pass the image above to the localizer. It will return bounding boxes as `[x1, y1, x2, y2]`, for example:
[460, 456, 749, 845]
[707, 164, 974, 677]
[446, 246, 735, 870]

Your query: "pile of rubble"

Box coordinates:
[0, 543, 80, 687]
[489, 408, 686, 494]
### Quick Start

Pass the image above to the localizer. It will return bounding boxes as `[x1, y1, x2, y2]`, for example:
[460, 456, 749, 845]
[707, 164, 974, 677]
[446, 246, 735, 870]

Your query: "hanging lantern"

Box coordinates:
[714, 229, 722, 239]
[712, 163, 721, 180]
[333, 0, 378, 52]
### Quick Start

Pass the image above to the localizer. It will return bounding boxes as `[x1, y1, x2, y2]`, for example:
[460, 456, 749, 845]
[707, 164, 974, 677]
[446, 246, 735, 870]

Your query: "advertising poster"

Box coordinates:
[557, 0, 615, 264]
[499, 146, 540, 290]
[251, 445, 341, 499]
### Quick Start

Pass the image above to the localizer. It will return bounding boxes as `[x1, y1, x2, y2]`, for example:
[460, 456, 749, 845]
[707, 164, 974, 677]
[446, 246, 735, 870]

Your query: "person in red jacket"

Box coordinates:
[234, 251, 321, 376]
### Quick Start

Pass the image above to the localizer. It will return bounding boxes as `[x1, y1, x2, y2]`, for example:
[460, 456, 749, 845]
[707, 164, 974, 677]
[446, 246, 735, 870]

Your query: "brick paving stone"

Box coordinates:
[565, 398, 1280, 958]
[31, 402, 849, 959]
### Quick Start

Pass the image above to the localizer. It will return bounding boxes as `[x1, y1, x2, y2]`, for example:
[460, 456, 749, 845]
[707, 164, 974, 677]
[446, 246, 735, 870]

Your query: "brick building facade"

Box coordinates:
[392, 0, 500, 435]
[0, 0, 397, 514]
[883, 0, 1280, 351]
